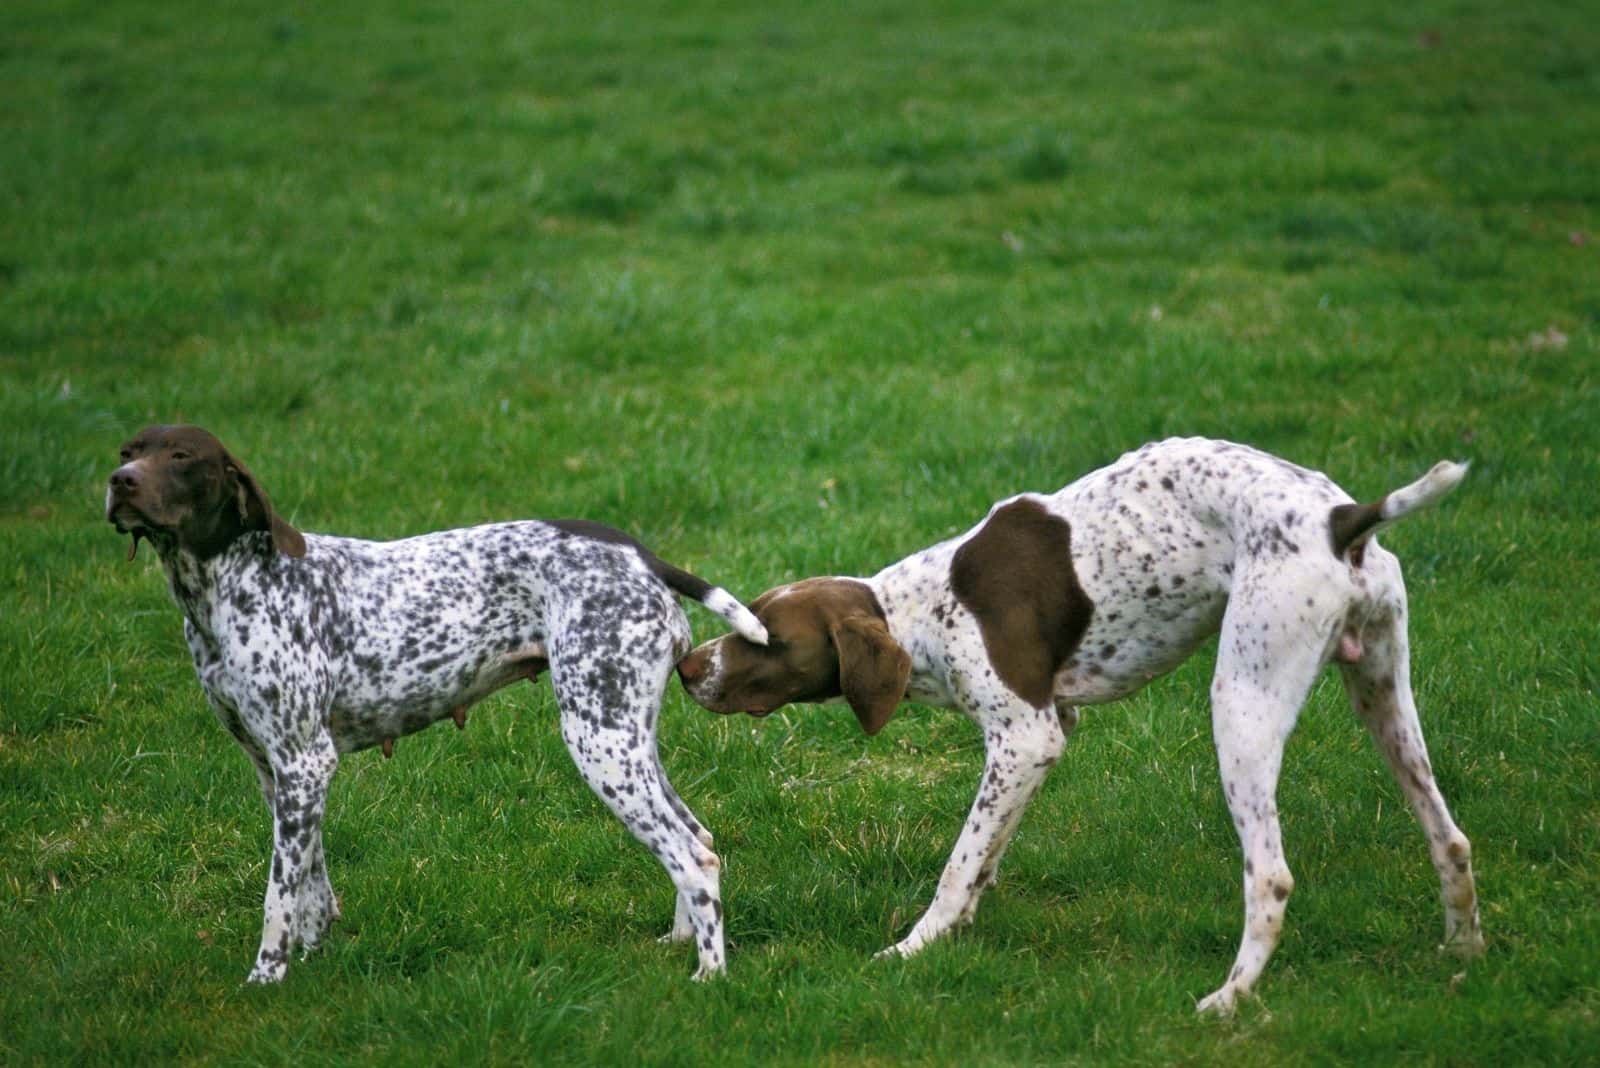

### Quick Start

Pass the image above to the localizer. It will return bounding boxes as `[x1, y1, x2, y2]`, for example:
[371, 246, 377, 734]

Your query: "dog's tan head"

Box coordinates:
[677, 577, 911, 735]
[106, 424, 305, 561]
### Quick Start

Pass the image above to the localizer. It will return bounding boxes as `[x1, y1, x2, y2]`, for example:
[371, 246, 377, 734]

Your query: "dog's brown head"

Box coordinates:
[106, 425, 305, 561]
[677, 577, 911, 735]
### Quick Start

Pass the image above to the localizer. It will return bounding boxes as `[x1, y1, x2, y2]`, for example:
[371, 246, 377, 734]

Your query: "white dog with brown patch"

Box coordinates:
[677, 437, 1484, 1014]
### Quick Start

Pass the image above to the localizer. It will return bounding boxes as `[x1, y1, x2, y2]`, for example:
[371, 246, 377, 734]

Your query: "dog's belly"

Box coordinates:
[1052, 594, 1227, 705]
[328, 640, 548, 753]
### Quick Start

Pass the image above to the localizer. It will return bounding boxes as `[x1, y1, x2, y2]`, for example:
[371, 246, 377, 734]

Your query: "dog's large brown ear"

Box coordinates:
[832, 615, 910, 736]
[227, 453, 306, 558]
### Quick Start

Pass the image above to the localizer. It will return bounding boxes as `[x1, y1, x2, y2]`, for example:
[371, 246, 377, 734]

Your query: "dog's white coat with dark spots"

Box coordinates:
[106, 425, 766, 983]
[679, 437, 1484, 1013]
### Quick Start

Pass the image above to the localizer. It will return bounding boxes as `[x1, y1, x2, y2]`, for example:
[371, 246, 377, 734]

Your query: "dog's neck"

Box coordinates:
[870, 539, 980, 708]
[151, 539, 216, 637]
[153, 533, 270, 642]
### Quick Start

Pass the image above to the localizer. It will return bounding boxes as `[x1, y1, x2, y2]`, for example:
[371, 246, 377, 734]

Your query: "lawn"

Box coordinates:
[3, 0, 1597, 1062]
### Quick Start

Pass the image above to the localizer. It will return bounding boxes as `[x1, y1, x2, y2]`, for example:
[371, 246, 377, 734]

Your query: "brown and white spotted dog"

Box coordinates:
[106, 425, 768, 983]
[678, 437, 1485, 1013]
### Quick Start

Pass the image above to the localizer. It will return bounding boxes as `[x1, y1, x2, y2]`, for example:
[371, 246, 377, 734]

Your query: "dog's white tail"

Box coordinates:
[1329, 460, 1469, 559]
[646, 562, 769, 645]
[700, 588, 770, 645]
[544, 517, 769, 645]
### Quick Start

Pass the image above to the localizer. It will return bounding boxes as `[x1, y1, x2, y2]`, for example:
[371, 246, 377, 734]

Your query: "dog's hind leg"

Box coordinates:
[1339, 587, 1483, 961]
[1196, 585, 1328, 1016]
[551, 642, 727, 979]
[653, 750, 715, 945]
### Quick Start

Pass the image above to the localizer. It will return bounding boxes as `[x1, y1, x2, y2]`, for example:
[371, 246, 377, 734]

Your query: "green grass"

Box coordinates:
[4, 0, 1598, 1062]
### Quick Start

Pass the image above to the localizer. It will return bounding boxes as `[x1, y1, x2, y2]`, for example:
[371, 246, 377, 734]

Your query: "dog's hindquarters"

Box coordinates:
[1199, 454, 1478, 1012]
[1327, 460, 1482, 959]
[544, 585, 728, 978]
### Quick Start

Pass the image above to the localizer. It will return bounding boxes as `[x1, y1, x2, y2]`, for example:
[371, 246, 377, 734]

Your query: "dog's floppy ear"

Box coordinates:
[831, 614, 911, 736]
[227, 452, 306, 558]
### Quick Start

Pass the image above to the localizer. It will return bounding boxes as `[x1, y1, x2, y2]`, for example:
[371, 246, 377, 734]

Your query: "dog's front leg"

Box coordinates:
[211, 698, 276, 809]
[247, 731, 339, 983]
[878, 701, 1066, 959]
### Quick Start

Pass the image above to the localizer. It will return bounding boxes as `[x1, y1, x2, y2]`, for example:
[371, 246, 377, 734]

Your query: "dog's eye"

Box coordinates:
[119, 448, 132, 461]
[171, 451, 191, 461]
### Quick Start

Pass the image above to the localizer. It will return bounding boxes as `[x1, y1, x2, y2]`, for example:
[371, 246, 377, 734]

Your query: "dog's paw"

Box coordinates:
[873, 939, 916, 961]
[293, 893, 339, 954]
[294, 923, 325, 955]
[1440, 928, 1486, 960]
[690, 961, 725, 982]
[660, 893, 695, 944]
[245, 959, 287, 985]
[1195, 986, 1238, 1017]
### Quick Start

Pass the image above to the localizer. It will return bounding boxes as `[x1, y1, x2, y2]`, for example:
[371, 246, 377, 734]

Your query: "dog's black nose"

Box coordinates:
[109, 467, 140, 494]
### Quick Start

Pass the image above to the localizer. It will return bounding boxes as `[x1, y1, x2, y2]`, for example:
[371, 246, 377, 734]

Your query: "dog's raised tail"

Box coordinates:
[1329, 460, 1469, 560]
[651, 560, 769, 645]
[544, 518, 770, 645]
[698, 586, 770, 645]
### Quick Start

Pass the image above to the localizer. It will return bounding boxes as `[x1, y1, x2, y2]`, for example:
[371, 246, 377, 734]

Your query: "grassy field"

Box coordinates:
[4, 0, 1598, 1062]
